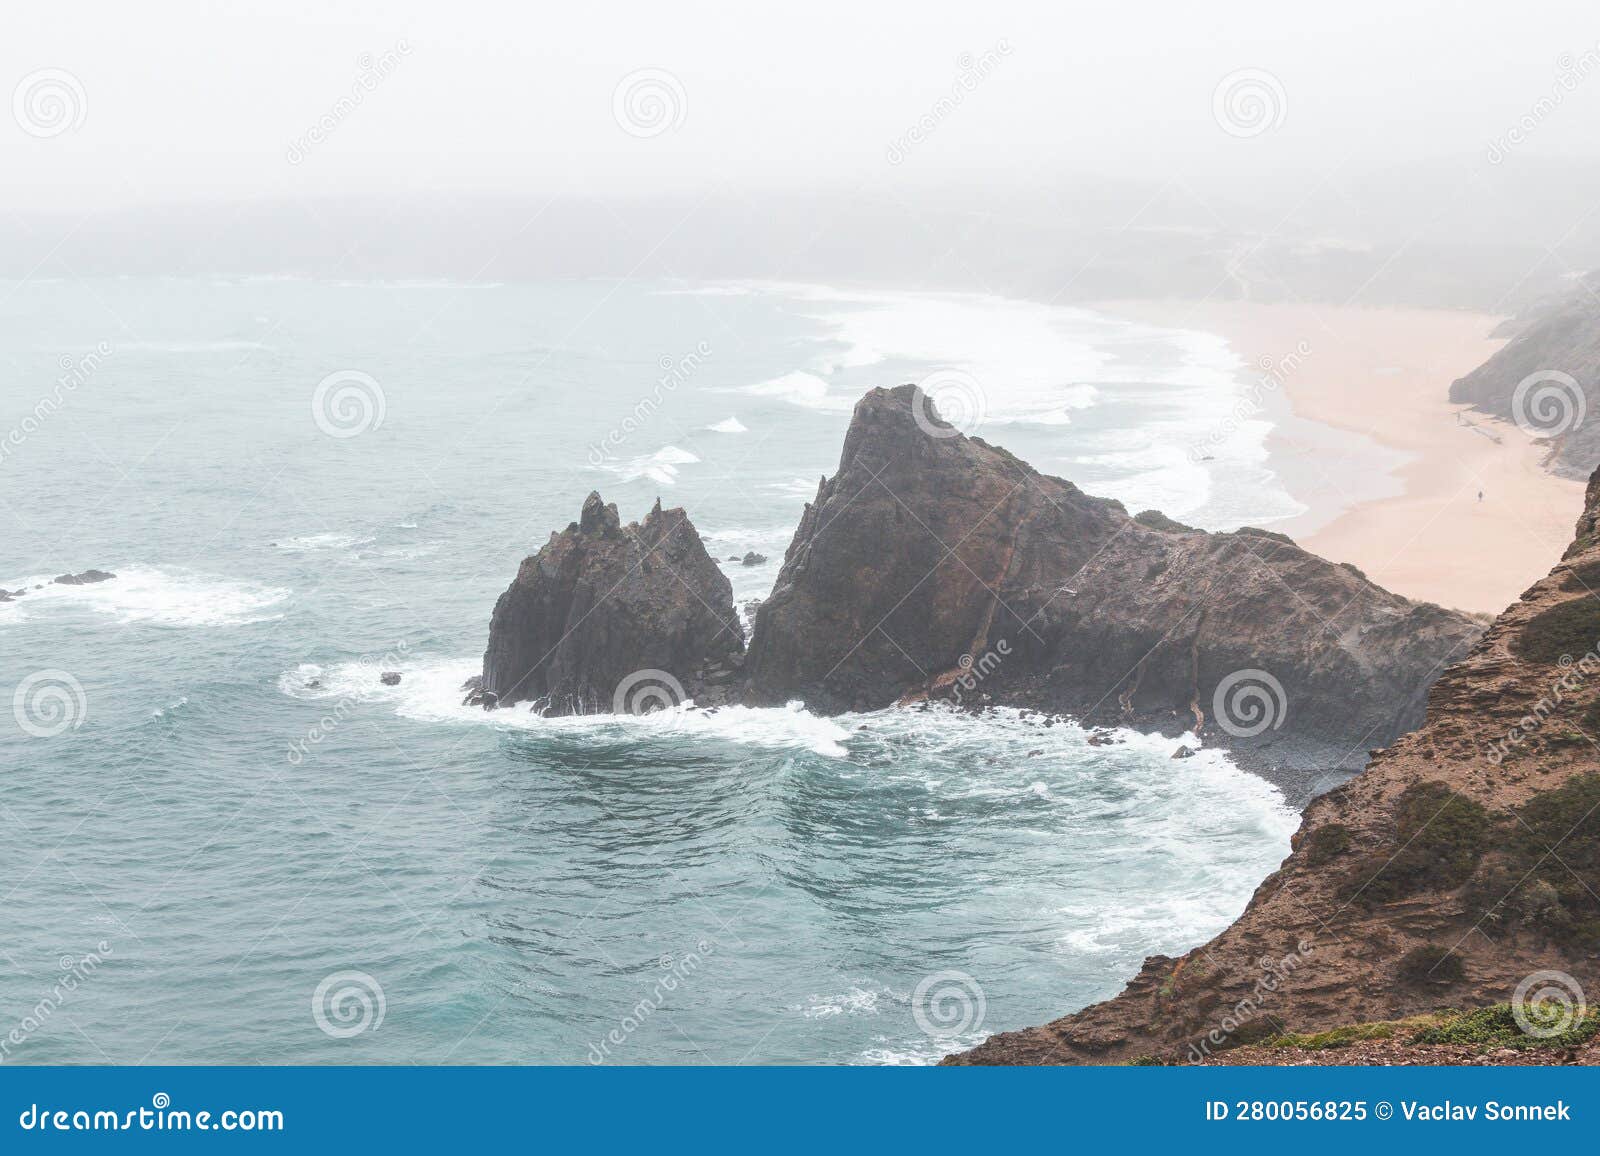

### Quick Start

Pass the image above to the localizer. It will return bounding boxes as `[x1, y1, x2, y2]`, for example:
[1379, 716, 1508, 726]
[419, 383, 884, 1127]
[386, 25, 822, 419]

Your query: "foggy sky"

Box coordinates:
[7, 1, 1600, 210]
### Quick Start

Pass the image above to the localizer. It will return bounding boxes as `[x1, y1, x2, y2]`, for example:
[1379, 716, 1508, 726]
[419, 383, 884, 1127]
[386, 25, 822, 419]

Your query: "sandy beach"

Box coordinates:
[1101, 300, 1586, 616]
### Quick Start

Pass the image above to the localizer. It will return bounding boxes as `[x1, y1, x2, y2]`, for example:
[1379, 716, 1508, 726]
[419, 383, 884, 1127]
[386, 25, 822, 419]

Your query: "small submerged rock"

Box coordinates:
[380, 672, 402, 686]
[1170, 744, 1196, 759]
[460, 675, 497, 711]
[52, 569, 116, 586]
[741, 552, 767, 566]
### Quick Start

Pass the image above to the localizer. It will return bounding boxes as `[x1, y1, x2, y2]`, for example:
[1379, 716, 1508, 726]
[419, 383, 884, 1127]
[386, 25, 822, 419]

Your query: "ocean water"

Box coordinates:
[0, 277, 1299, 1063]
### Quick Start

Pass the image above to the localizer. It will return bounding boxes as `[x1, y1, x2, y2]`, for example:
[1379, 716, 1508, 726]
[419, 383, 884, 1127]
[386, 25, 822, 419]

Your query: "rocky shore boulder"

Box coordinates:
[742, 385, 1482, 760]
[52, 569, 116, 586]
[479, 493, 743, 715]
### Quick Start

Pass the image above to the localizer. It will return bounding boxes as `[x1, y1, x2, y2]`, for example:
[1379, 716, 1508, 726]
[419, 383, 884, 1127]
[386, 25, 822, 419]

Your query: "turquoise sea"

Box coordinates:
[0, 277, 1300, 1062]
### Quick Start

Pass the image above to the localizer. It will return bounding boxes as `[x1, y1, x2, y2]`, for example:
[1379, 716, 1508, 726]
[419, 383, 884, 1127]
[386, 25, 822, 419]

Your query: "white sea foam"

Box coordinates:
[1, 566, 289, 627]
[739, 370, 850, 412]
[707, 416, 748, 433]
[280, 658, 854, 757]
[767, 477, 821, 500]
[594, 445, 700, 485]
[723, 282, 1305, 530]
[271, 532, 374, 552]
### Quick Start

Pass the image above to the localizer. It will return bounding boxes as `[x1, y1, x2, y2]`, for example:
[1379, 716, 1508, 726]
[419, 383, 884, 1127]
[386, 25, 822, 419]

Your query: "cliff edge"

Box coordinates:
[948, 465, 1600, 1063]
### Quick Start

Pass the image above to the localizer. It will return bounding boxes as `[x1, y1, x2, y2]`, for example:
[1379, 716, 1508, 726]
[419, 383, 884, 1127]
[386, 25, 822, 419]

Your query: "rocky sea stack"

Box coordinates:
[742, 385, 1482, 763]
[479, 388, 1483, 766]
[478, 492, 743, 715]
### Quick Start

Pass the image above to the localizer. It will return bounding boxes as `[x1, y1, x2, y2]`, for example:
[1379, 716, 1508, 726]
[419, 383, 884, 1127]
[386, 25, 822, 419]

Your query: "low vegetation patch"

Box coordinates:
[1397, 945, 1464, 986]
[1264, 1021, 1398, 1051]
[1467, 774, 1600, 950]
[1514, 596, 1600, 665]
[1412, 1003, 1600, 1051]
[1343, 782, 1491, 905]
[1303, 822, 1351, 866]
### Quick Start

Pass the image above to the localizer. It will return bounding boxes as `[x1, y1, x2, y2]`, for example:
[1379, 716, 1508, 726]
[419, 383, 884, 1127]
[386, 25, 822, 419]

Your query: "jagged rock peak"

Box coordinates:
[479, 493, 743, 716]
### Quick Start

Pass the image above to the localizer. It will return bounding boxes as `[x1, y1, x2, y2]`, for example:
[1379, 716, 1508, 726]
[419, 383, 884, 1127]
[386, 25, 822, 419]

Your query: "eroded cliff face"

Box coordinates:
[1450, 279, 1600, 479]
[744, 385, 1482, 759]
[948, 465, 1600, 1065]
[480, 493, 743, 715]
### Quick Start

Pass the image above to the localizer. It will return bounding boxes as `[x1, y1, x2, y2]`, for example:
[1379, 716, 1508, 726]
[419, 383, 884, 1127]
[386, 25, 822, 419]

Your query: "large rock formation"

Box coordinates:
[479, 493, 743, 715]
[1451, 277, 1600, 479]
[948, 463, 1600, 1064]
[744, 385, 1481, 762]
